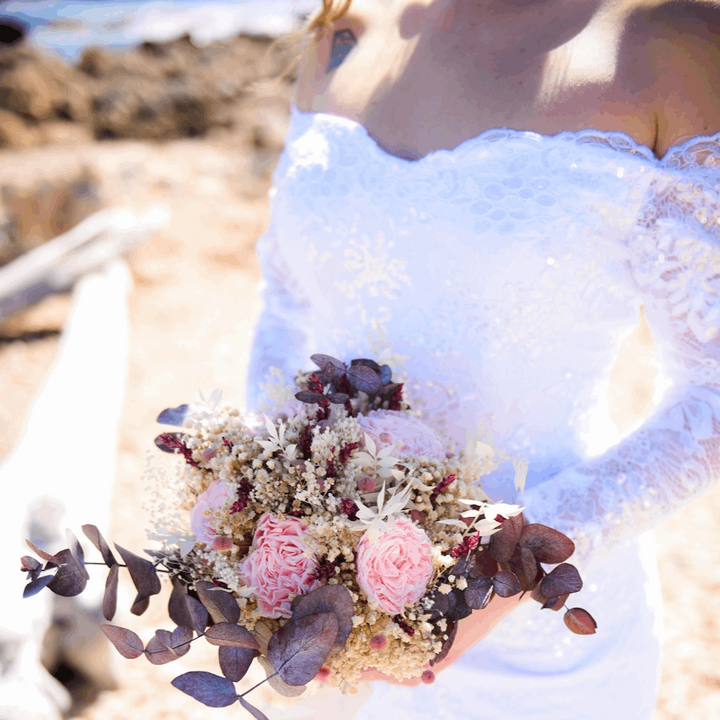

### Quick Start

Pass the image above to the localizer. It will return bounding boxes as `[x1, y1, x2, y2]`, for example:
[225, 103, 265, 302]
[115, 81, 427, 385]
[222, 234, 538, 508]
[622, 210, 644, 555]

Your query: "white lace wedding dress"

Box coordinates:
[247, 107, 720, 719]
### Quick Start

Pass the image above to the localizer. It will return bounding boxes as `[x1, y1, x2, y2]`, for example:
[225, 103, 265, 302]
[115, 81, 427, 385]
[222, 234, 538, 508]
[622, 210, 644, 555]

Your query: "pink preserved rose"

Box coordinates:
[357, 410, 445, 460]
[237, 513, 321, 618]
[356, 516, 434, 615]
[190, 480, 233, 545]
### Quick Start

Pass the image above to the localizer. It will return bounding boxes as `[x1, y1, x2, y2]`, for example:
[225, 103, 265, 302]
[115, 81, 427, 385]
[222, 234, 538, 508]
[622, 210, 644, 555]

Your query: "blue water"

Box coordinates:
[2, 0, 319, 59]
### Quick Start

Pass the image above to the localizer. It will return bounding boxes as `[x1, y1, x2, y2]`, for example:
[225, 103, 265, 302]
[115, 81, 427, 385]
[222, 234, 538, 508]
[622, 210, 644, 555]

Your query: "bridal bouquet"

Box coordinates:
[21, 354, 596, 719]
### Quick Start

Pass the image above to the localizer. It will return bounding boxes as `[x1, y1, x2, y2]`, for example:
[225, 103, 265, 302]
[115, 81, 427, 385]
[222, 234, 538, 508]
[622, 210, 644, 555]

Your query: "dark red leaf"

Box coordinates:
[290, 584, 354, 649]
[82, 524, 118, 567]
[65, 529, 90, 581]
[219, 646, 256, 682]
[26, 539, 57, 563]
[350, 358, 382, 373]
[267, 613, 338, 686]
[131, 593, 150, 616]
[465, 576, 494, 610]
[429, 620, 458, 666]
[540, 563, 583, 599]
[519, 524, 575, 565]
[46, 549, 88, 597]
[446, 589, 472, 621]
[171, 671, 238, 707]
[185, 595, 209, 634]
[564, 607, 597, 635]
[492, 570, 522, 598]
[146, 628, 191, 665]
[467, 547, 498, 578]
[103, 564, 120, 621]
[542, 593, 569, 611]
[488, 513, 524, 563]
[115, 544, 161, 597]
[205, 623, 259, 649]
[168, 580, 194, 627]
[100, 625, 144, 659]
[327, 392, 349, 404]
[295, 391, 325, 404]
[345, 364, 382, 394]
[196, 581, 240, 624]
[23, 571, 56, 598]
[239, 697, 270, 720]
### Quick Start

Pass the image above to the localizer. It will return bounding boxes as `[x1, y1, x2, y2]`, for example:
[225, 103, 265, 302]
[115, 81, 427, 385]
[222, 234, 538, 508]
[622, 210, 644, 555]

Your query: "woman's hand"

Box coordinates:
[360, 592, 530, 687]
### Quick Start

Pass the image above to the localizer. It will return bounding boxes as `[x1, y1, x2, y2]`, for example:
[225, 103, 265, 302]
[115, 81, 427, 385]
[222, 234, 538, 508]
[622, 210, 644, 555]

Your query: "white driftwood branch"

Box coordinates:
[0, 205, 169, 319]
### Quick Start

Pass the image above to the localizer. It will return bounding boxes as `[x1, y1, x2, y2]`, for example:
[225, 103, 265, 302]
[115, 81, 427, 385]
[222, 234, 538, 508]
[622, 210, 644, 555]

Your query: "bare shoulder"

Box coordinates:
[622, 0, 720, 153]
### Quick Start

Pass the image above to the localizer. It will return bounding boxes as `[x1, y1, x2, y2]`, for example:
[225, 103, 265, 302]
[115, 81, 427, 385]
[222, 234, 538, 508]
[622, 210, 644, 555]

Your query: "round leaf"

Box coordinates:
[82, 524, 118, 567]
[540, 563, 583, 599]
[103, 564, 120, 621]
[100, 625, 144, 659]
[171, 671, 238, 708]
[564, 607, 598, 635]
[115, 544, 161, 597]
[196, 581, 240, 624]
[488, 513, 524, 563]
[519, 524, 575, 564]
[204, 622, 259, 649]
[46, 549, 88, 597]
[219, 645, 256, 682]
[290, 584, 354, 649]
[465, 576, 494, 610]
[492, 570, 522, 598]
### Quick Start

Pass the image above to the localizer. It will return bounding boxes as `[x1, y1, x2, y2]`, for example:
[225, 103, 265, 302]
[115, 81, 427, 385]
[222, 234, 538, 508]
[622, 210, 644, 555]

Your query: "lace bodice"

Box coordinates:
[248, 108, 720, 564]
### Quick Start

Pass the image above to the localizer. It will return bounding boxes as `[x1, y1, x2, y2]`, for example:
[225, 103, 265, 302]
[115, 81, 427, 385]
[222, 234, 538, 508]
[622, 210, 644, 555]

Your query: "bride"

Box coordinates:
[247, 0, 720, 717]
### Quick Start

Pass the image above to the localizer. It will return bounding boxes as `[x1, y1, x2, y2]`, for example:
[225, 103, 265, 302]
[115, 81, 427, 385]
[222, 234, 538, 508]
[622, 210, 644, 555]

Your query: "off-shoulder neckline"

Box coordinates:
[291, 106, 720, 166]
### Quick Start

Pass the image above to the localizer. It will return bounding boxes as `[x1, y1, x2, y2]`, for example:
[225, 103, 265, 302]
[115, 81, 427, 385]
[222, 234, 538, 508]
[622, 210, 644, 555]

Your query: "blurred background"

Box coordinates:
[0, 2, 719, 719]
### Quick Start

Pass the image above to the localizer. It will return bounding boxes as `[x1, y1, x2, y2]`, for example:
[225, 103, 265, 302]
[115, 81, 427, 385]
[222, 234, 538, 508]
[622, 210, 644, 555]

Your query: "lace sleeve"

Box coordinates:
[522, 137, 720, 564]
[246, 214, 313, 412]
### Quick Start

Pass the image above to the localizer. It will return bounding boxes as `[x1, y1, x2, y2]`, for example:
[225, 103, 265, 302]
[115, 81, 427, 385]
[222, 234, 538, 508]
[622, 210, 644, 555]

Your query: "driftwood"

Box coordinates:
[0, 205, 169, 319]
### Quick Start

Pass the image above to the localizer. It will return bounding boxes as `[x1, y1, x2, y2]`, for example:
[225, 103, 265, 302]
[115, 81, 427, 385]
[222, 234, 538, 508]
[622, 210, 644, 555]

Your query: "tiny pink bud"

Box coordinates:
[211, 536, 233, 551]
[379, 432, 393, 444]
[317, 478, 326, 491]
[421, 670, 435, 685]
[201, 447, 217, 462]
[369, 634, 387, 650]
[358, 476, 375, 493]
[410, 510, 425, 524]
[315, 665, 332, 682]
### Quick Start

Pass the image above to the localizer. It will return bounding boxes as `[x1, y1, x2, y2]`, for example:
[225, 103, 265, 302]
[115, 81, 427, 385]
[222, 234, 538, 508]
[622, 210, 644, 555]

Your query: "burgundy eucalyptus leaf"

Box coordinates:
[82, 524, 118, 567]
[131, 593, 150, 616]
[564, 607, 598, 635]
[310, 354, 346, 373]
[507, 546, 536, 590]
[145, 629, 184, 665]
[157, 404, 193, 426]
[295, 391, 325, 404]
[100, 625, 144, 659]
[429, 620, 458, 666]
[492, 570, 522, 598]
[327, 392, 350, 405]
[26, 539, 57, 563]
[467, 547, 499, 578]
[519, 524, 575, 565]
[267, 612, 338, 686]
[257, 655, 307, 698]
[115, 544, 161, 597]
[542, 593, 569, 611]
[219, 645, 256, 682]
[345, 363, 383, 394]
[239, 697, 270, 720]
[540, 563, 583, 599]
[168, 579, 194, 627]
[46, 549, 88, 597]
[446, 589, 473, 621]
[185, 594, 209, 634]
[290, 584, 354, 649]
[65, 529, 90, 581]
[20, 555, 42, 574]
[350, 358, 382, 373]
[196, 581, 240, 624]
[171, 625, 194, 655]
[23, 571, 56, 598]
[171, 671, 238, 708]
[464, 576, 494, 610]
[488, 513, 524, 564]
[103, 564, 120, 621]
[205, 623, 260, 649]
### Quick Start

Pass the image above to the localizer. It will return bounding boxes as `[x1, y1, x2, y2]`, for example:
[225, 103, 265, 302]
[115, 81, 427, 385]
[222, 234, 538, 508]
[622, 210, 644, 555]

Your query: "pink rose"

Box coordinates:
[357, 410, 445, 460]
[237, 514, 321, 618]
[190, 480, 234, 545]
[356, 516, 434, 615]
